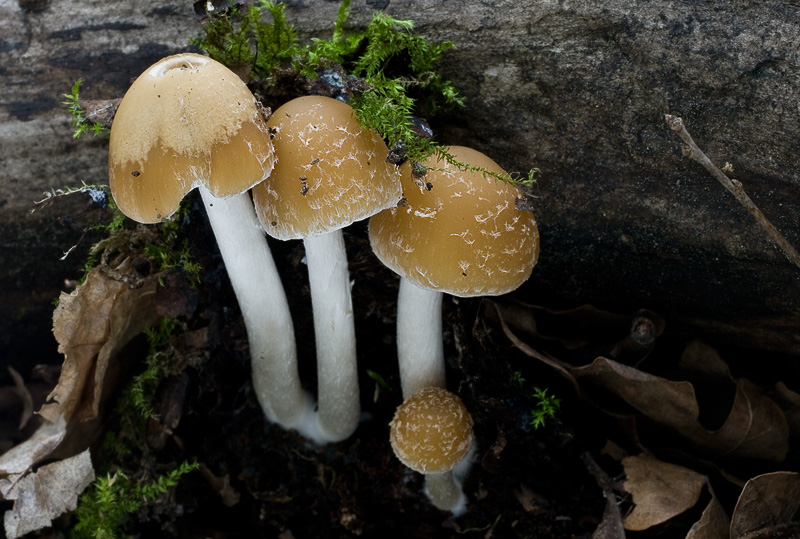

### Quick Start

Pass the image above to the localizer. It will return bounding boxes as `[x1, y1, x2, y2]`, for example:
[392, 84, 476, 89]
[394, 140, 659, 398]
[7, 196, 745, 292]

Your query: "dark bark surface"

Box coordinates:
[2, 0, 798, 361]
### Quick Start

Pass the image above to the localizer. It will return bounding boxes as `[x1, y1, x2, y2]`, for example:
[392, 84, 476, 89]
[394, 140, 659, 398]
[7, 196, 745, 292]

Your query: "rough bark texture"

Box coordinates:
[1, 0, 799, 360]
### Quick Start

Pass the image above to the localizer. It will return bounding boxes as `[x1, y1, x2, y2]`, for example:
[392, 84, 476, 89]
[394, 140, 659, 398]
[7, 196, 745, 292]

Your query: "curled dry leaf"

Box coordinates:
[493, 304, 788, 462]
[40, 264, 159, 425]
[686, 491, 730, 539]
[147, 373, 190, 451]
[621, 453, 729, 538]
[679, 340, 732, 379]
[572, 357, 788, 461]
[622, 453, 713, 531]
[3, 448, 94, 539]
[0, 416, 67, 498]
[488, 300, 663, 362]
[773, 382, 800, 442]
[730, 471, 800, 539]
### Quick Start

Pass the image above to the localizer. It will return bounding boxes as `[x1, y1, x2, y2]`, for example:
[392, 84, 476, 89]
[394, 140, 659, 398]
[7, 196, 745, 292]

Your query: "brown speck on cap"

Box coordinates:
[389, 387, 474, 474]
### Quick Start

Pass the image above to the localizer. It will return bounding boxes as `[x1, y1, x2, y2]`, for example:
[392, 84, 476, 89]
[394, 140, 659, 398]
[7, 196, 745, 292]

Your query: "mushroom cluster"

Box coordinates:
[109, 52, 540, 515]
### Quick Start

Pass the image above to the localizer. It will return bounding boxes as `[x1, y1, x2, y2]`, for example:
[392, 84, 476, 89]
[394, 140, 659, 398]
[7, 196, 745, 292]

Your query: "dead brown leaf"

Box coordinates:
[582, 453, 625, 539]
[730, 471, 800, 539]
[40, 262, 159, 425]
[0, 417, 67, 498]
[513, 484, 548, 514]
[774, 382, 800, 443]
[3, 448, 94, 539]
[572, 357, 788, 461]
[488, 300, 663, 363]
[493, 303, 789, 461]
[620, 453, 730, 538]
[686, 492, 730, 539]
[679, 340, 732, 379]
[622, 453, 707, 531]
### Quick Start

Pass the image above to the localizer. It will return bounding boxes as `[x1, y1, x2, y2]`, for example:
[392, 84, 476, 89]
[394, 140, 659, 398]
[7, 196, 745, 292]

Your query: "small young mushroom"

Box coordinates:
[369, 146, 540, 398]
[390, 387, 475, 514]
[108, 53, 316, 438]
[251, 95, 402, 442]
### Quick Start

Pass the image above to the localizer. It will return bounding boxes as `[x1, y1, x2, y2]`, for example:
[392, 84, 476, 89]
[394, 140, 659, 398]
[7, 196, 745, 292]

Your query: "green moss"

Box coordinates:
[125, 317, 179, 421]
[63, 79, 107, 139]
[71, 461, 198, 539]
[530, 387, 561, 430]
[194, 0, 537, 186]
[192, 0, 300, 78]
[144, 217, 202, 287]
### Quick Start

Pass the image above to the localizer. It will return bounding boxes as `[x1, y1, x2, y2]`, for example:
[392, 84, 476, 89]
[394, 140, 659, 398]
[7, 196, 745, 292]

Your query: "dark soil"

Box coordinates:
[152, 192, 606, 538]
[5, 189, 798, 538]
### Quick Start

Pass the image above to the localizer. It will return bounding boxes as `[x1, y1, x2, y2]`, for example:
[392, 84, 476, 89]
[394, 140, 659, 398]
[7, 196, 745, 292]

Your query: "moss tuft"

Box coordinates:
[194, 0, 535, 185]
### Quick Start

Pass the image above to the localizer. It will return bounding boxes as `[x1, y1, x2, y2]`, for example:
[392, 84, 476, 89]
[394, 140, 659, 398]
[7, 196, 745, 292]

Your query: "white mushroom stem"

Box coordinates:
[397, 278, 446, 399]
[425, 455, 472, 516]
[199, 186, 317, 437]
[304, 230, 360, 442]
[396, 279, 471, 514]
[426, 472, 465, 513]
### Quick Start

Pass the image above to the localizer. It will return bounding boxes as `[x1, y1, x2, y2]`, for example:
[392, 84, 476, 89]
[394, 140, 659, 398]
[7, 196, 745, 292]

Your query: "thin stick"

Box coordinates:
[665, 114, 800, 270]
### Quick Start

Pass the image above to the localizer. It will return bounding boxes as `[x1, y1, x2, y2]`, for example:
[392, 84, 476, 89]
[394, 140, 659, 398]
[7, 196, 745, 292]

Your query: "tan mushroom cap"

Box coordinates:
[251, 95, 401, 240]
[369, 146, 540, 297]
[390, 387, 474, 474]
[109, 53, 275, 223]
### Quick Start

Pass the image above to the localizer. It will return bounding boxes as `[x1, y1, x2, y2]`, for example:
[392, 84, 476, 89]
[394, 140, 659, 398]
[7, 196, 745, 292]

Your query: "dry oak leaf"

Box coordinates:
[573, 357, 788, 461]
[3, 448, 94, 539]
[40, 265, 158, 424]
[0, 416, 67, 499]
[622, 452, 708, 531]
[686, 489, 730, 539]
[489, 300, 662, 353]
[730, 471, 800, 539]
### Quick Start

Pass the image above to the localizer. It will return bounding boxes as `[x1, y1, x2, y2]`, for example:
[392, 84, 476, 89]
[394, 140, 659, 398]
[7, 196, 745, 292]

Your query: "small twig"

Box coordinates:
[485, 300, 580, 396]
[665, 114, 800, 270]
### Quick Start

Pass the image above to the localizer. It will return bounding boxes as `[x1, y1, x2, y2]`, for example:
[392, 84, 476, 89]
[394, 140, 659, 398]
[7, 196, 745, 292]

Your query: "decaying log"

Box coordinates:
[1, 0, 798, 359]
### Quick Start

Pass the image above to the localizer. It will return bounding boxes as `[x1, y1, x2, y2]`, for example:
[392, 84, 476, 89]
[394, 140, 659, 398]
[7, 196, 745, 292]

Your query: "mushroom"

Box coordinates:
[390, 387, 475, 514]
[369, 146, 540, 398]
[251, 95, 402, 442]
[108, 53, 316, 438]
